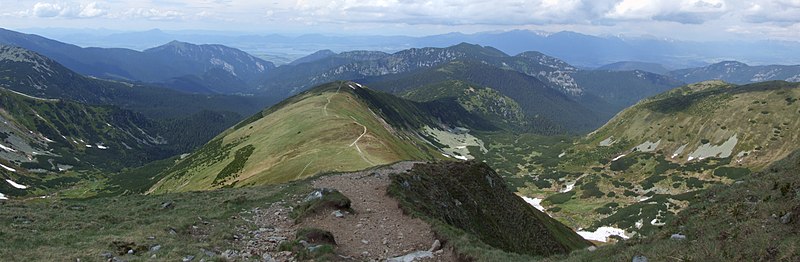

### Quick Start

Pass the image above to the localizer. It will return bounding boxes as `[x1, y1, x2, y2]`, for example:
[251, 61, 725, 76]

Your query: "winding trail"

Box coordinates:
[322, 84, 342, 117]
[297, 160, 314, 179]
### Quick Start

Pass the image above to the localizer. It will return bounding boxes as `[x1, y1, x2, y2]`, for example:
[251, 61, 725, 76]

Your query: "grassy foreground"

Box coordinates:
[0, 181, 311, 261]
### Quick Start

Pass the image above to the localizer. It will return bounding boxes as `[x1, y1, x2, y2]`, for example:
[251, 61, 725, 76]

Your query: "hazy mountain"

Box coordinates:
[0, 28, 273, 94]
[597, 61, 672, 75]
[26, 28, 800, 69]
[574, 70, 686, 110]
[670, 61, 800, 84]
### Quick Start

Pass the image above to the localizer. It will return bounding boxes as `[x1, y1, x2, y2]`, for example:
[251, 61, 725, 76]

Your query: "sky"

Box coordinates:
[1, 0, 800, 41]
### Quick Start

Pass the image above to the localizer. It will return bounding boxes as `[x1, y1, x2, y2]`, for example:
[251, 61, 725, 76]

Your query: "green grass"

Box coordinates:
[150, 83, 443, 193]
[388, 161, 591, 260]
[0, 180, 311, 261]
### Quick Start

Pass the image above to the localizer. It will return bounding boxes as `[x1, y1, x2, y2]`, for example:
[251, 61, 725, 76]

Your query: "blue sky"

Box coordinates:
[1, 0, 799, 41]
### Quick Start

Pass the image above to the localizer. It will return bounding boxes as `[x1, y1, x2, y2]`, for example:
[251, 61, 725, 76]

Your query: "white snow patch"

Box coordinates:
[0, 143, 17, 152]
[576, 226, 629, 242]
[441, 153, 451, 158]
[560, 182, 575, 193]
[672, 144, 687, 159]
[687, 156, 695, 162]
[0, 163, 16, 172]
[354, 83, 363, 88]
[558, 152, 566, 158]
[348, 84, 356, 90]
[634, 140, 661, 152]
[85, 144, 92, 148]
[650, 218, 666, 226]
[612, 154, 626, 161]
[639, 196, 652, 202]
[521, 196, 546, 212]
[453, 155, 469, 161]
[5, 179, 27, 189]
[599, 137, 615, 147]
[635, 219, 644, 229]
[96, 144, 109, 150]
[0, 192, 7, 200]
[688, 134, 738, 160]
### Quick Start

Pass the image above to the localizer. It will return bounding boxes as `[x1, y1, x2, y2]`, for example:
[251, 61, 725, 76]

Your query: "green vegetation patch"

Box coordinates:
[388, 161, 591, 260]
[713, 166, 751, 180]
[545, 191, 576, 205]
[213, 144, 256, 185]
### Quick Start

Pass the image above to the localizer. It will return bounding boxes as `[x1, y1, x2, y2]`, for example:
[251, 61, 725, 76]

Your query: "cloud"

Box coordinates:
[604, 0, 727, 24]
[31, 1, 107, 18]
[118, 8, 185, 21]
[742, 0, 800, 24]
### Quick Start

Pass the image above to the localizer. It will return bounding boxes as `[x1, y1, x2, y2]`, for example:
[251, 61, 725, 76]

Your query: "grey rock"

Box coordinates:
[781, 212, 793, 224]
[160, 201, 174, 210]
[587, 246, 597, 252]
[429, 239, 441, 252]
[127, 249, 134, 255]
[670, 234, 687, 240]
[632, 255, 648, 262]
[111, 257, 127, 262]
[387, 251, 434, 262]
[262, 253, 275, 262]
[361, 239, 369, 244]
[221, 250, 238, 259]
[267, 236, 287, 243]
[333, 210, 346, 218]
[182, 255, 195, 262]
[201, 248, 216, 257]
[100, 252, 113, 259]
[149, 245, 162, 253]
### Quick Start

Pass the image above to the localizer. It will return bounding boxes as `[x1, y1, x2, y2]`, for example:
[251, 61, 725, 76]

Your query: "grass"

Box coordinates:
[387, 161, 591, 260]
[0, 180, 311, 261]
[543, 149, 800, 261]
[150, 83, 440, 193]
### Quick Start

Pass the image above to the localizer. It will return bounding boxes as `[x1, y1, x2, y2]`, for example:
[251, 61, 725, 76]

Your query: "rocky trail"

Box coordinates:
[236, 162, 453, 261]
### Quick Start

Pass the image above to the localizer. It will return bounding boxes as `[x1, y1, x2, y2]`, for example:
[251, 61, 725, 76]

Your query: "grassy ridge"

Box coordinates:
[149, 82, 449, 193]
[388, 161, 591, 260]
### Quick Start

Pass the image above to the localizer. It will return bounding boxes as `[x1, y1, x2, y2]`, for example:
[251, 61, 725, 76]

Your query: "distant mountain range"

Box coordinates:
[0, 28, 273, 94]
[669, 61, 800, 84]
[22, 28, 800, 68]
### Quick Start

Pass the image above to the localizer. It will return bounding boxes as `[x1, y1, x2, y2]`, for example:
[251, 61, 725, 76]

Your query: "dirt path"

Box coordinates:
[238, 162, 453, 261]
[305, 162, 453, 261]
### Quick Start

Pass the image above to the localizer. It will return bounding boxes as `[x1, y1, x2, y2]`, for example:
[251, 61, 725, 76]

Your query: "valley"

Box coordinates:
[0, 26, 798, 262]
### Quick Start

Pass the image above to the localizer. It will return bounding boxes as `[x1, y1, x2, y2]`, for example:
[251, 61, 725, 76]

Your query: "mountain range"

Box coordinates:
[1, 27, 799, 261]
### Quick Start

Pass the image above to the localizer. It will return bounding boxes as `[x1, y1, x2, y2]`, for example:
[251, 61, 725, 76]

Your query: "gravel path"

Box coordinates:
[305, 162, 451, 261]
[237, 162, 453, 261]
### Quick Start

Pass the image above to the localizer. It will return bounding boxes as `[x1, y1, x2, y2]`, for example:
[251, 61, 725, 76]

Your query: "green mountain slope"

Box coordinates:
[366, 61, 604, 133]
[518, 80, 800, 236]
[149, 82, 494, 193]
[389, 161, 592, 260]
[0, 87, 174, 197]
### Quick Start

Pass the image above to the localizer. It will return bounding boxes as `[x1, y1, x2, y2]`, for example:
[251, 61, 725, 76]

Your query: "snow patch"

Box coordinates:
[634, 140, 661, 152]
[635, 219, 644, 229]
[612, 154, 626, 161]
[453, 155, 469, 161]
[672, 144, 687, 159]
[560, 182, 575, 193]
[85, 144, 92, 148]
[0, 143, 17, 152]
[687, 134, 738, 161]
[599, 137, 615, 147]
[639, 196, 652, 202]
[0, 192, 7, 200]
[521, 196, 546, 212]
[96, 144, 109, 150]
[0, 163, 16, 172]
[5, 179, 27, 189]
[576, 226, 629, 242]
[558, 152, 566, 158]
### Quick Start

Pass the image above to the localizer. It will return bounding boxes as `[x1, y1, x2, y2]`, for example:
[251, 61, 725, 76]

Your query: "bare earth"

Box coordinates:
[238, 162, 454, 261]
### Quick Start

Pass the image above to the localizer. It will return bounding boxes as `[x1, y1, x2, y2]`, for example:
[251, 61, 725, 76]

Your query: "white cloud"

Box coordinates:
[119, 8, 185, 21]
[31, 1, 107, 18]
